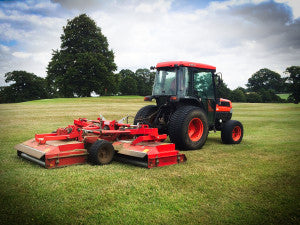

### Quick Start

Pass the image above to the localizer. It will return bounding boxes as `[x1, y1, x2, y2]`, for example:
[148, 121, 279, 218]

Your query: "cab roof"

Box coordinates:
[156, 61, 216, 70]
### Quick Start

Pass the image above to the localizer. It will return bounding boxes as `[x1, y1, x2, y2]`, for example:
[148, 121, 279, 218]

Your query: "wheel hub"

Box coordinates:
[188, 118, 203, 142]
[232, 126, 242, 141]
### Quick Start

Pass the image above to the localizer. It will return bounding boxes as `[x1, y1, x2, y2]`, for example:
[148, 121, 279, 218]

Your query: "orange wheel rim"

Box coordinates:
[188, 118, 203, 142]
[232, 126, 242, 141]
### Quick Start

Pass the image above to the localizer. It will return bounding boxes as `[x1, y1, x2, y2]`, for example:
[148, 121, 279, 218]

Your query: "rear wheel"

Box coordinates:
[88, 140, 115, 165]
[221, 120, 243, 144]
[169, 106, 209, 150]
[134, 105, 157, 126]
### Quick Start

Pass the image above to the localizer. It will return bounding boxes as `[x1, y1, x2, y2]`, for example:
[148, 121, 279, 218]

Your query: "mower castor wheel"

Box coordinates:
[88, 140, 115, 165]
[221, 120, 243, 144]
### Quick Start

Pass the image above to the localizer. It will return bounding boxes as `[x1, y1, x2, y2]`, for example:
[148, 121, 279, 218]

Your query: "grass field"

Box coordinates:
[0, 97, 299, 225]
[277, 93, 291, 100]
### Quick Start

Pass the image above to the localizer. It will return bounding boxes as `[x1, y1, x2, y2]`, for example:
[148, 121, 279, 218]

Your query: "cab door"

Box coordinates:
[193, 69, 216, 125]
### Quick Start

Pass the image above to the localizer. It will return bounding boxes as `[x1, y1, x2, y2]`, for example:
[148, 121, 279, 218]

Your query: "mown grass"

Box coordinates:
[277, 93, 291, 100]
[0, 97, 299, 225]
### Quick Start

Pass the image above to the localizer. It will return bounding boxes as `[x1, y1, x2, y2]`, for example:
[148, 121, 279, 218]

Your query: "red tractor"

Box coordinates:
[134, 61, 243, 150]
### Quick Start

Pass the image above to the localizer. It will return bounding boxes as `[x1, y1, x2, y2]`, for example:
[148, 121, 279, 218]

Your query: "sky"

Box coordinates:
[0, 0, 299, 89]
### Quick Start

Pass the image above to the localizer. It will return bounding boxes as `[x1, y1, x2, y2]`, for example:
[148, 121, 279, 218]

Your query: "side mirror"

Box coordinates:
[150, 66, 156, 70]
[215, 72, 223, 87]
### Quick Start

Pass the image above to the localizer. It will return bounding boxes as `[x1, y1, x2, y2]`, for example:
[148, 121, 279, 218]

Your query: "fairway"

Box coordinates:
[0, 97, 299, 225]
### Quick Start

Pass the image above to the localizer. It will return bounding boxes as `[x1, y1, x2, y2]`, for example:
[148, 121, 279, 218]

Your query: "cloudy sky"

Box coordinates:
[0, 0, 299, 89]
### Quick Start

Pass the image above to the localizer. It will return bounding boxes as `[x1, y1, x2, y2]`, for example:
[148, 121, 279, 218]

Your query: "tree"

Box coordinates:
[47, 14, 117, 97]
[285, 66, 300, 104]
[235, 86, 247, 94]
[216, 80, 232, 99]
[246, 92, 262, 103]
[230, 89, 246, 102]
[258, 89, 281, 103]
[135, 68, 155, 96]
[119, 69, 138, 95]
[246, 68, 284, 93]
[0, 71, 48, 103]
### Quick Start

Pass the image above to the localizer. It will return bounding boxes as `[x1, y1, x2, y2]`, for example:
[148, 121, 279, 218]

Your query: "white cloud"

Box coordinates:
[275, 0, 300, 18]
[12, 52, 32, 59]
[0, 44, 9, 53]
[135, 0, 172, 13]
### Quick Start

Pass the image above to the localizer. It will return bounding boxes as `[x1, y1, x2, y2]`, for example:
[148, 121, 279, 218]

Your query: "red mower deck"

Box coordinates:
[15, 116, 186, 168]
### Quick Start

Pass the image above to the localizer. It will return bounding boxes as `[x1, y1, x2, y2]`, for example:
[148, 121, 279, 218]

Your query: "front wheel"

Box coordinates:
[221, 120, 243, 144]
[169, 106, 209, 150]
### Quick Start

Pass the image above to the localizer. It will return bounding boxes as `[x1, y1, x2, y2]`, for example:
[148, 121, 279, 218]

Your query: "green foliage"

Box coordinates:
[216, 80, 232, 99]
[0, 71, 48, 103]
[119, 69, 137, 95]
[135, 68, 155, 96]
[47, 14, 117, 97]
[285, 66, 300, 104]
[246, 92, 262, 103]
[258, 89, 281, 103]
[118, 69, 155, 96]
[230, 89, 246, 102]
[246, 68, 284, 93]
[235, 86, 247, 93]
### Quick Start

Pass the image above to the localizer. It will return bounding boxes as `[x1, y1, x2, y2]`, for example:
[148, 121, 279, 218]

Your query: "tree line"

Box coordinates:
[217, 67, 299, 103]
[0, 68, 155, 103]
[0, 14, 299, 103]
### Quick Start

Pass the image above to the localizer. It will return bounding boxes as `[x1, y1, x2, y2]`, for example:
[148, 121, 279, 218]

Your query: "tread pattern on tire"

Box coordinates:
[88, 140, 115, 165]
[221, 120, 243, 144]
[169, 106, 209, 150]
[134, 105, 157, 125]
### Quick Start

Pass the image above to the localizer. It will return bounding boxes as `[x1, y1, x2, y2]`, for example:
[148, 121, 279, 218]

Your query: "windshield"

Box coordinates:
[152, 68, 177, 95]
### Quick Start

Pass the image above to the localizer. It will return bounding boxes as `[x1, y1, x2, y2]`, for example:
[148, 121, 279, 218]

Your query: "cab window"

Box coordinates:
[193, 71, 214, 99]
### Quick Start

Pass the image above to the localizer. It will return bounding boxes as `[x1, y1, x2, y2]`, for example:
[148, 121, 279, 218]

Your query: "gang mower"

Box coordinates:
[15, 61, 243, 168]
[15, 116, 186, 168]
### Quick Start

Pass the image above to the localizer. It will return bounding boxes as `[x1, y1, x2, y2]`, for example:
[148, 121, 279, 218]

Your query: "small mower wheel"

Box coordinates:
[169, 106, 209, 150]
[88, 140, 115, 165]
[221, 120, 243, 144]
[134, 105, 157, 126]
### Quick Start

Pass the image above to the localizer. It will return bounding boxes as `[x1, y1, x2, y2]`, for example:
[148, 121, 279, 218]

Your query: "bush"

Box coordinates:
[230, 89, 246, 102]
[246, 92, 262, 103]
[287, 95, 298, 103]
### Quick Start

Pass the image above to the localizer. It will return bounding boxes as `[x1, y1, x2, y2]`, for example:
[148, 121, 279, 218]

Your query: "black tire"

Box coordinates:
[134, 105, 157, 126]
[221, 120, 243, 144]
[84, 139, 92, 151]
[88, 140, 115, 165]
[169, 106, 209, 150]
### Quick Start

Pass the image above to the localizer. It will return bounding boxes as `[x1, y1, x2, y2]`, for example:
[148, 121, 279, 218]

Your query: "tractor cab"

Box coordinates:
[149, 61, 218, 125]
[152, 61, 216, 98]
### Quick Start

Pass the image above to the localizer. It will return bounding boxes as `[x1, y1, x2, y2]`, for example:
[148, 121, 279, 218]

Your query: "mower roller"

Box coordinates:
[15, 116, 186, 168]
